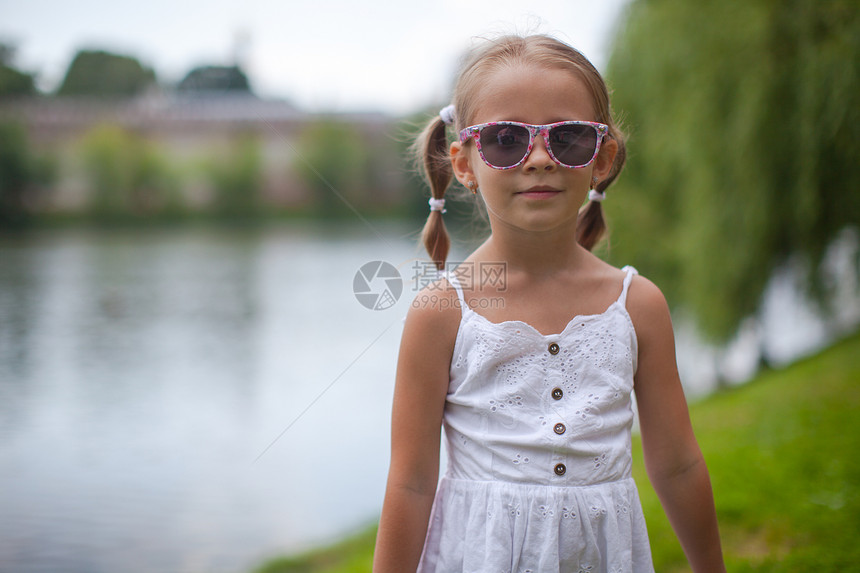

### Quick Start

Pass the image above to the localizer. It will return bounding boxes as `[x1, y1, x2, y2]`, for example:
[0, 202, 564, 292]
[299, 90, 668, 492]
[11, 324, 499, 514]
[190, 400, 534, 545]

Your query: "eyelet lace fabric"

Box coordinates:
[417, 266, 654, 573]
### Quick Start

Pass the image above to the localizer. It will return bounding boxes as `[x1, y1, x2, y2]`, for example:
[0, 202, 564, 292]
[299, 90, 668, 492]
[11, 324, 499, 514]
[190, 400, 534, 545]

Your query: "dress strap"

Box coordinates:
[619, 265, 639, 307]
[443, 270, 468, 313]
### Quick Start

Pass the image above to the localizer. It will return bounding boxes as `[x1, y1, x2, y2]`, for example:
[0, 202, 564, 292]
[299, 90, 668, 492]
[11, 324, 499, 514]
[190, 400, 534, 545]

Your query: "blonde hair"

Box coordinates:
[414, 34, 627, 269]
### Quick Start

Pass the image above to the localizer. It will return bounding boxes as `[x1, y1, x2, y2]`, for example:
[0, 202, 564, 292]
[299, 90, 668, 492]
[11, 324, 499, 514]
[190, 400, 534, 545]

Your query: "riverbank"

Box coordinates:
[254, 329, 860, 572]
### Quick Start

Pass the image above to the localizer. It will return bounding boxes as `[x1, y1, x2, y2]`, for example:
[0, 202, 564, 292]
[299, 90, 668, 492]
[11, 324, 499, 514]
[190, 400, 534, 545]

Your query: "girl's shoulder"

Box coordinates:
[625, 272, 669, 318]
[583, 250, 661, 308]
[403, 275, 463, 351]
[410, 274, 464, 316]
[624, 272, 674, 350]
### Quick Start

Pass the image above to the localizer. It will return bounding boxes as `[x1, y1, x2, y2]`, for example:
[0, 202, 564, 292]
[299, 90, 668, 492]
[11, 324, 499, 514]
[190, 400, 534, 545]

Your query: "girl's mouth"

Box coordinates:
[517, 187, 562, 199]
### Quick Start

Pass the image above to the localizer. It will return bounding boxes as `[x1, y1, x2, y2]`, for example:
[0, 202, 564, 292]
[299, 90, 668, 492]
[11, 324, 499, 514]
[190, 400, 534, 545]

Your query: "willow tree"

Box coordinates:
[604, 0, 860, 342]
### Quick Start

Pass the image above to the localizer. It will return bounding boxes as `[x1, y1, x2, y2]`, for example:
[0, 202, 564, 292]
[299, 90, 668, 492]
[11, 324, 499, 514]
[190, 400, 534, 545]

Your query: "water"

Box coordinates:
[1, 223, 855, 573]
[0, 223, 430, 573]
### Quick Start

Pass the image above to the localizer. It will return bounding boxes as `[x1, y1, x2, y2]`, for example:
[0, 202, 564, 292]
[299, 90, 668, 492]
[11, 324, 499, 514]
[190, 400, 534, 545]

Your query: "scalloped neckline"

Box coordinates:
[462, 298, 624, 338]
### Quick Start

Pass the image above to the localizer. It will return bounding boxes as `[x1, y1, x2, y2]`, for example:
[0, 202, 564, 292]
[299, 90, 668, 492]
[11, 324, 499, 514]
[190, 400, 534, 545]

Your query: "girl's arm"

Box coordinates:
[373, 287, 460, 573]
[627, 276, 726, 573]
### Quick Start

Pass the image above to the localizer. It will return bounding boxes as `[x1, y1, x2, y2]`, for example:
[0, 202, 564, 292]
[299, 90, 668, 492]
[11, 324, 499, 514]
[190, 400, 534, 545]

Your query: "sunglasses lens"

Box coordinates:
[479, 124, 531, 168]
[549, 124, 599, 167]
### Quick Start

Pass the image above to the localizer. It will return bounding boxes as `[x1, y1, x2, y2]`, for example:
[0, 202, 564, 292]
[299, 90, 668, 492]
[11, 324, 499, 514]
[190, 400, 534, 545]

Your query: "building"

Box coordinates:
[0, 91, 408, 216]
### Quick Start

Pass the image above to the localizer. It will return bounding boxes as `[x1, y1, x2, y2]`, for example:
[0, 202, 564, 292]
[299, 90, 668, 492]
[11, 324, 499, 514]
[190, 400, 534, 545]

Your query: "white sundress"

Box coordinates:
[417, 266, 654, 573]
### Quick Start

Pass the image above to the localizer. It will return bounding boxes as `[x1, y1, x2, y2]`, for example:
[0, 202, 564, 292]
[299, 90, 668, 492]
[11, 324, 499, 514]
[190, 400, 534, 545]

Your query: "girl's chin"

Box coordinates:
[489, 212, 580, 235]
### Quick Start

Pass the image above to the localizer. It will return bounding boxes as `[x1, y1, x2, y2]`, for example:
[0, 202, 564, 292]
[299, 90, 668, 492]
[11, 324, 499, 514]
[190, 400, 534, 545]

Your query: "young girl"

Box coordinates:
[374, 35, 725, 573]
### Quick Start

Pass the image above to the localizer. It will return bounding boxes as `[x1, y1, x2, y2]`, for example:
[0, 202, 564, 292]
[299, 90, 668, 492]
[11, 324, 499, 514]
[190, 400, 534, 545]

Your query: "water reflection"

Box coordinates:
[0, 224, 424, 573]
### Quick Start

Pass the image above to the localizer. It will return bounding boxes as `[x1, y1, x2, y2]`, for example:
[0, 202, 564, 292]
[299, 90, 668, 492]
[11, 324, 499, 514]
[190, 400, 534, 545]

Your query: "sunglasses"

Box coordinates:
[459, 121, 609, 170]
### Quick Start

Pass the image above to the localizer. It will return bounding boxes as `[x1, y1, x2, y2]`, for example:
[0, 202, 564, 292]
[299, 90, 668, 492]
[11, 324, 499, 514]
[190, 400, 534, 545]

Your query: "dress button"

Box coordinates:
[548, 342, 560, 355]
[554, 463, 567, 476]
[553, 423, 566, 435]
[551, 387, 563, 400]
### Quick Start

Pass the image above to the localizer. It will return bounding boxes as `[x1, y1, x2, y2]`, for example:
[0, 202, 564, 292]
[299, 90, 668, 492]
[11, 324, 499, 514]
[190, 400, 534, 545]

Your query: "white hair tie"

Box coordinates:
[588, 189, 606, 202]
[428, 197, 447, 213]
[439, 104, 456, 126]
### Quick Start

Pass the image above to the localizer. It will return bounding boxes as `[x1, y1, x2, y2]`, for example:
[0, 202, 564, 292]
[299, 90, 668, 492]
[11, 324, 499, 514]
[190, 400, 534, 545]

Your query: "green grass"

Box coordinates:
[637, 330, 860, 571]
[252, 525, 377, 573]
[254, 330, 860, 572]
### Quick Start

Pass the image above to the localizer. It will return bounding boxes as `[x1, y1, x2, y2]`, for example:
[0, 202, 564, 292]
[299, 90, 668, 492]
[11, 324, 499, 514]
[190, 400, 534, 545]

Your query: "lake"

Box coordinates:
[0, 223, 853, 573]
[0, 223, 440, 573]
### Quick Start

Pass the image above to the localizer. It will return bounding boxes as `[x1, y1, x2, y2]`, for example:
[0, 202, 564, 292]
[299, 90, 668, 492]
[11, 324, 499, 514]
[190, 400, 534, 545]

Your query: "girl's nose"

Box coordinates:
[524, 135, 555, 171]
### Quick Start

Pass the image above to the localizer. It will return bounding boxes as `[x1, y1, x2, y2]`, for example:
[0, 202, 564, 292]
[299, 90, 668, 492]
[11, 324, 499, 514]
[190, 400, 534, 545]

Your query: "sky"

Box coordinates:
[1, 0, 630, 115]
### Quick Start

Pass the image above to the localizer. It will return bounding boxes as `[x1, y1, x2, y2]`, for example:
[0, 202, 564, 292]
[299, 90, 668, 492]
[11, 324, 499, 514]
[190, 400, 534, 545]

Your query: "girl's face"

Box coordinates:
[451, 64, 617, 235]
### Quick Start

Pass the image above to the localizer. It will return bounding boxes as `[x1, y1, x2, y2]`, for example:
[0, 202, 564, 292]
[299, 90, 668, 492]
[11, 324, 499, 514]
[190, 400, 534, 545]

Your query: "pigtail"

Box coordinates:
[576, 201, 605, 252]
[600, 125, 627, 190]
[414, 116, 453, 270]
[576, 122, 627, 252]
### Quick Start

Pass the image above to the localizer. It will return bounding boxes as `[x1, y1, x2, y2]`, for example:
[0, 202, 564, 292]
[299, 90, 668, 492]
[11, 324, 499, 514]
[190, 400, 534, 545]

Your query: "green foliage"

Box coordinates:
[634, 329, 860, 571]
[80, 124, 182, 220]
[0, 122, 33, 226]
[206, 134, 263, 219]
[605, 0, 860, 341]
[0, 66, 36, 98]
[57, 50, 156, 97]
[0, 43, 36, 98]
[0, 122, 55, 227]
[176, 65, 252, 94]
[252, 525, 376, 573]
[293, 119, 372, 218]
[0, 67, 36, 98]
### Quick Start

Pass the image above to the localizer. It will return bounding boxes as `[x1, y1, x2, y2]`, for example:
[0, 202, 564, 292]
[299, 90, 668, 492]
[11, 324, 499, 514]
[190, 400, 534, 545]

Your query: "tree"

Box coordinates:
[604, 0, 860, 343]
[176, 65, 252, 94]
[80, 125, 181, 220]
[0, 123, 33, 226]
[294, 119, 372, 218]
[0, 44, 36, 98]
[0, 122, 55, 227]
[206, 134, 263, 220]
[57, 50, 156, 97]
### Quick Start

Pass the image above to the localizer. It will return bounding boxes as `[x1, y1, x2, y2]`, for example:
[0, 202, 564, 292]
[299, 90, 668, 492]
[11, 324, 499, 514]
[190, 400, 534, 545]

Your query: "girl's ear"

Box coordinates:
[450, 141, 476, 187]
[592, 137, 618, 182]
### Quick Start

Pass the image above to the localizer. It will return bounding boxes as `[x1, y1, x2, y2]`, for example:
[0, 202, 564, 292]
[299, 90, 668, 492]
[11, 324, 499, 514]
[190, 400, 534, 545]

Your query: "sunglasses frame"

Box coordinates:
[459, 120, 609, 170]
